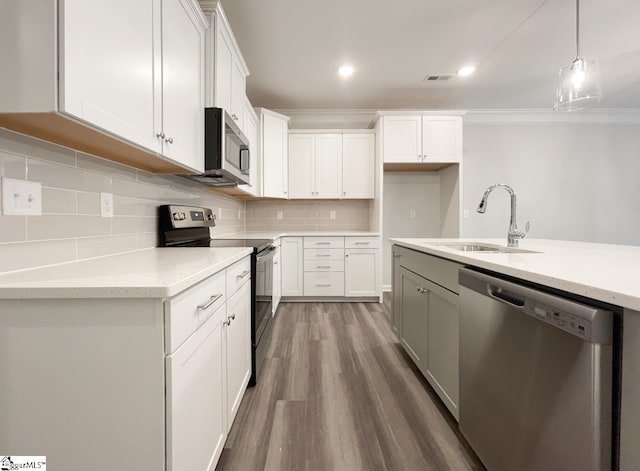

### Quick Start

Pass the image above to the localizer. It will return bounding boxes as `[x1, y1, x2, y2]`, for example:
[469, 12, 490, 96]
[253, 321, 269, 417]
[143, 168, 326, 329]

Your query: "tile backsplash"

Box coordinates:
[246, 200, 370, 232]
[0, 128, 244, 274]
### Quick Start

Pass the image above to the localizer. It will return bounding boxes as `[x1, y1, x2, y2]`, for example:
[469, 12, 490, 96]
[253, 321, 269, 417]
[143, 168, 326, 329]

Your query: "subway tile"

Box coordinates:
[27, 215, 111, 240]
[27, 158, 112, 192]
[77, 152, 138, 181]
[41, 188, 76, 214]
[77, 192, 101, 215]
[112, 177, 172, 200]
[136, 232, 157, 250]
[111, 216, 156, 235]
[77, 234, 138, 260]
[0, 215, 26, 242]
[0, 239, 76, 273]
[0, 128, 76, 167]
[0, 151, 26, 178]
[113, 196, 139, 216]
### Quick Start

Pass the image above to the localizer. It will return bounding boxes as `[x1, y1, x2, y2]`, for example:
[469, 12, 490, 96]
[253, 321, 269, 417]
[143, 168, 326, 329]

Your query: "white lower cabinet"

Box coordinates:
[304, 271, 345, 296]
[225, 280, 252, 427]
[273, 244, 282, 313]
[166, 304, 227, 471]
[281, 237, 304, 296]
[345, 248, 378, 297]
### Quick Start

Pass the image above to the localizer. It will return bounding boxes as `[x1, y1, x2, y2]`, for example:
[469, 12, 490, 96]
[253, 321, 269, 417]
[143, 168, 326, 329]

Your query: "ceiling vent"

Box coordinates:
[423, 74, 454, 82]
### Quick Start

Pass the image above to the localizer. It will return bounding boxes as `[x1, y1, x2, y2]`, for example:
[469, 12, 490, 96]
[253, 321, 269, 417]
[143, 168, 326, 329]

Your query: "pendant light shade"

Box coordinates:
[554, 0, 603, 111]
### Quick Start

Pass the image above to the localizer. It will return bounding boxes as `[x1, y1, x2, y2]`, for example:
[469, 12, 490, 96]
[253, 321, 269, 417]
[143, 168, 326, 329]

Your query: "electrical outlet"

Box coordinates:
[463, 209, 470, 219]
[330, 211, 336, 220]
[237, 209, 241, 219]
[409, 209, 416, 219]
[217, 208, 222, 220]
[277, 211, 283, 220]
[100, 192, 113, 218]
[1, 177, 42, 216]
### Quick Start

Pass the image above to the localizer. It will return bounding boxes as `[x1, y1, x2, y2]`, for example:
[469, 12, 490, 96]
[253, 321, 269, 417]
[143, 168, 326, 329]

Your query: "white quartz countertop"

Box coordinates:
[0, 247, 253, 299]
[215, 231, 380, 240]
[391, 238, 640, 311]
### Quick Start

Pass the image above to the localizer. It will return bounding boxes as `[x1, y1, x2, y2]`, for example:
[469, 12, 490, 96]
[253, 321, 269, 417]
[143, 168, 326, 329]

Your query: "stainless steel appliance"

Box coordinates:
[181, 108, 250, 186]
[459, 268, 614, 471]
[158, 205, 273, 386]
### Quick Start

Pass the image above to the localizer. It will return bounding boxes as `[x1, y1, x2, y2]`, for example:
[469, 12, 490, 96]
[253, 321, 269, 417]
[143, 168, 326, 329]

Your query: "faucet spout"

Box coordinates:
[476, 183, 530, 247]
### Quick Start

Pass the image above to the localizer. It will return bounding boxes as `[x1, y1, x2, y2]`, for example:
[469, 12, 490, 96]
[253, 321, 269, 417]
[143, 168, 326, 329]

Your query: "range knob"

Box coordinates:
[181, 212, 187, 220]
[172, 212, 180, 221]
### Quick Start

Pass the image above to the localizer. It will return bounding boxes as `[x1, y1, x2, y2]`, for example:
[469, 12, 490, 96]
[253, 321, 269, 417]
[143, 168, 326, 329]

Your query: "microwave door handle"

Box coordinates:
[240, 147, 250, 173]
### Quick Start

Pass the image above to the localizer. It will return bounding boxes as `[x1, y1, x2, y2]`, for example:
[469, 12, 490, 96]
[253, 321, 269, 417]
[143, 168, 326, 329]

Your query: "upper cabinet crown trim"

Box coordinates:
[199, 0, 249, 76]
[289, 128, 375, 134]
[377, 110, 467, 117]
[184, 0, 209, 30]
[255, 108, 291, 122]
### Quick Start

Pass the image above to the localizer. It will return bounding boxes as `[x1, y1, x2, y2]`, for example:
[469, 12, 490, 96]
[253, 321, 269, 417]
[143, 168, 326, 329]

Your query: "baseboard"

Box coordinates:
[281, 296, 379, 303]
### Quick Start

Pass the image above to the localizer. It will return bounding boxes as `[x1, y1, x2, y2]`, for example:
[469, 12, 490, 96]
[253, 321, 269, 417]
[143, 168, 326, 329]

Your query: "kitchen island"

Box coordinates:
[390, 237, 640, 471]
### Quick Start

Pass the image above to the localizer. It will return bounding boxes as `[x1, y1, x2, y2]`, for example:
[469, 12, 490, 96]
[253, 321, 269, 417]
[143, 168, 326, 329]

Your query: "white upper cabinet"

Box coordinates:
[0, 0, 207, 173]
[382, 115, 462, 164]
[259, 109, 290, 199]
[201, 1, 248, 131]
[342, 133, 375, 199]
[161, 0, 206, 172]
[60, 0, 159, 153]
[288, 133, 342, 199]
[237, 98, 259, 196]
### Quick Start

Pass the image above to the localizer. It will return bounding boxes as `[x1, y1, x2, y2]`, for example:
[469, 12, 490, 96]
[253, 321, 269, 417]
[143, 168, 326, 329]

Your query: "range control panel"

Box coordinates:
[166, 205, 216, 229]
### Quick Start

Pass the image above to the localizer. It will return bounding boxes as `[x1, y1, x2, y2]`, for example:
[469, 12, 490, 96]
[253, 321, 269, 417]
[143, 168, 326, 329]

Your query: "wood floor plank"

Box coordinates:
[216, 300, 485, 471]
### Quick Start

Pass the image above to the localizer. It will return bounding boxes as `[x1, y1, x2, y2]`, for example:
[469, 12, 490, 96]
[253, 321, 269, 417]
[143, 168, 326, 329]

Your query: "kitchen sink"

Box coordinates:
[435, 243, 539, 254]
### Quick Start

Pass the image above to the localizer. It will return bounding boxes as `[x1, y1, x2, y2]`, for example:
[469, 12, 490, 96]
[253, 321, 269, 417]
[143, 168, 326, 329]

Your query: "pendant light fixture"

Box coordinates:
[554, 0, 602, 111]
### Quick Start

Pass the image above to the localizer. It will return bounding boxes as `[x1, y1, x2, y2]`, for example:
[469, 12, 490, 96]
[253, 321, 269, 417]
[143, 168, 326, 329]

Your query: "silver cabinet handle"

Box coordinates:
[394, 254, 401, 258]
[343, 192, 347, 196]
[165, 137, 174, 144]
[229, 313, 236, 320]
[317, 254, 331, 257]
[317, 265, 331, 268]
[316, 242, 331, 245]
[274, 261, 279, 265]
[355, 242, 370, 245]
[236, 270, 250, 279]
[197, 293, 223, 311]
[317, 284, 331, 287]
[156, 132, 165, 139]
[417, 154, 422, 160]
[416, 287, 427, 294]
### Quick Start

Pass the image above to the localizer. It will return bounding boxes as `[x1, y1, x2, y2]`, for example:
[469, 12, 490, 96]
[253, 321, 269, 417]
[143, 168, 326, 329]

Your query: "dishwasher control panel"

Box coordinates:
[526, 303, 592, 340]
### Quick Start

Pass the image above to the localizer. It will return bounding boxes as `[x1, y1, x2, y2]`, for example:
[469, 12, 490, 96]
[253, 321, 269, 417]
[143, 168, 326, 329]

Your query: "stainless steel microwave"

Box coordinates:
[183, 107, 250, 186]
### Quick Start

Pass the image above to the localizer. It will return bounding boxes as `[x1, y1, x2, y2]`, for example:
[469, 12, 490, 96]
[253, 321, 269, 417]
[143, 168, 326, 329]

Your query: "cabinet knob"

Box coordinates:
[165, 137, 174, 144]
[345, 254, 349, 257]
[156, 132, 165, 139]
[230, 313, 236, 320]
[224, 319, 231, 326]
[416, 287, 427, 294]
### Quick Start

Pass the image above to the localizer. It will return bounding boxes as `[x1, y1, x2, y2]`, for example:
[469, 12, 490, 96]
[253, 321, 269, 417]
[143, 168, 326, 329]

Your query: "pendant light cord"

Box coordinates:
[576, 0, 581, 59]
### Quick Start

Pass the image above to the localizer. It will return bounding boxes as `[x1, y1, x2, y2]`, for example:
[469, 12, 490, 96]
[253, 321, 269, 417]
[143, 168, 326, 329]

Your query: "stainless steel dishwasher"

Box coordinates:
[459, 268, 613, 471]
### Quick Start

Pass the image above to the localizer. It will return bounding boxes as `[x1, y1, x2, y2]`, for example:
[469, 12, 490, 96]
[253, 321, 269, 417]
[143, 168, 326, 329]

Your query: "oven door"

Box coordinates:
[255, 246, 275, 346]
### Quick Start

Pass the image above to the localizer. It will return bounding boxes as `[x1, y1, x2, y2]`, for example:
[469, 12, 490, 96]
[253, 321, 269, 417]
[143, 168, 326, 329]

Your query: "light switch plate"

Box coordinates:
[100, 192, 113, 218]
[1, 177, 42, 216]
[463, 209, 470, 219]
[330, 211, 336, 220]
[277, 211, 283, 220]
[409, 209, 416, 219]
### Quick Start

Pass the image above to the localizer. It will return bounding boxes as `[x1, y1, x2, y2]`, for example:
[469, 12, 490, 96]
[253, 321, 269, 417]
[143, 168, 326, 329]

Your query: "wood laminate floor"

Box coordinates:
[217, 297, 485, 471]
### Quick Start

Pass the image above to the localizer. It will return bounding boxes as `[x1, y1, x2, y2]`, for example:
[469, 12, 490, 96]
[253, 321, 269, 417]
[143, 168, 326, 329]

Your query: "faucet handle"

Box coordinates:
[523, 221, 531, 235]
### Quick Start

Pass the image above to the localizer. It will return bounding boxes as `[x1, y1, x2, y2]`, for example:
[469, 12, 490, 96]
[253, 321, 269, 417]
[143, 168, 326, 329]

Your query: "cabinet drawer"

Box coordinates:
[226, 256, 252, 297]
[304, 237, 345, 249]
[304, 260, 345, 272]
[165, 269, 226, 353]
[304, 272, 345, 296]
[304, 248, 345, 260]
[345, 237, 379, 249]
[394, 245, 463, 294]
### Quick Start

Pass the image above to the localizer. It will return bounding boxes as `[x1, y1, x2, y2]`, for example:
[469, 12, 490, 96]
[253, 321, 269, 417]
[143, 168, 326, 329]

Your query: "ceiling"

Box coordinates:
[220, 0, 640, 110]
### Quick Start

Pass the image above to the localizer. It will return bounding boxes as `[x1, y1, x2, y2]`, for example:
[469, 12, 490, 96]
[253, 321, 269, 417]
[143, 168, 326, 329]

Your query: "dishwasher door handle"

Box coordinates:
[487, 285, 526, 309]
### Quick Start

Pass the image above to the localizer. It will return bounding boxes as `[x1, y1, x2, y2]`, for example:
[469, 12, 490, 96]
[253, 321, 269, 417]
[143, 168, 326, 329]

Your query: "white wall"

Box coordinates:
[382, 172, 441, 287]
[462, 122, 640, 246]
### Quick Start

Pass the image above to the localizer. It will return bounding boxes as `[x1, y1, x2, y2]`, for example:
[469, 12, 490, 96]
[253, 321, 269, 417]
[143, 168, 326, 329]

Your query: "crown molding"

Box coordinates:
[274, 109, 378, 129]
[464, 109, 640, 124]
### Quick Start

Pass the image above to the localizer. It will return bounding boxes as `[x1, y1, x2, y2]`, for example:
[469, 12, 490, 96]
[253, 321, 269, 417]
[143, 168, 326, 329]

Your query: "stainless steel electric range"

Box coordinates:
[158, 204, 276, 386]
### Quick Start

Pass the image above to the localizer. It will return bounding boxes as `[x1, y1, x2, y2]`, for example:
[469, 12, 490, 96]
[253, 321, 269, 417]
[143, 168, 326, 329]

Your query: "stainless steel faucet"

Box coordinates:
[477, 183, 530, 247]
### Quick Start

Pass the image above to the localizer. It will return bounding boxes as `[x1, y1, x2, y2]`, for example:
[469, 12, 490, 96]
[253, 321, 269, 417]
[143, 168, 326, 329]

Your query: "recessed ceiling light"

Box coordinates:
[457, 65, 476, 77]
[338, 64, 355, 78]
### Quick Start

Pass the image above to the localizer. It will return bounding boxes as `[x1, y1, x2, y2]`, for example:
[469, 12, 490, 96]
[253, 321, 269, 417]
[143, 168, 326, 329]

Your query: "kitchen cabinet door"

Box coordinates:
[392, 249, 403, 336]
[421, 117, 462, 163]
[288, 134, 315, 199]
[60, 0, 160, 153]
[342, 133, 375, 199]
[382, 116, 422, 163]
[345, 249, 378, 297]
[166, 304, 226, 471]
[262, 111, 289, 199]
[273, 246, 282, 314]
[230, 60, 245, 127]
[225, 281, 251, 428]
[315, 134, 342, 198]
[426, 282, 459, 419]
[161, 0, 205, 172]
[281, 237, 304, 297]
[399, 267, 429, 370]
[214, 25, 232, 113]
